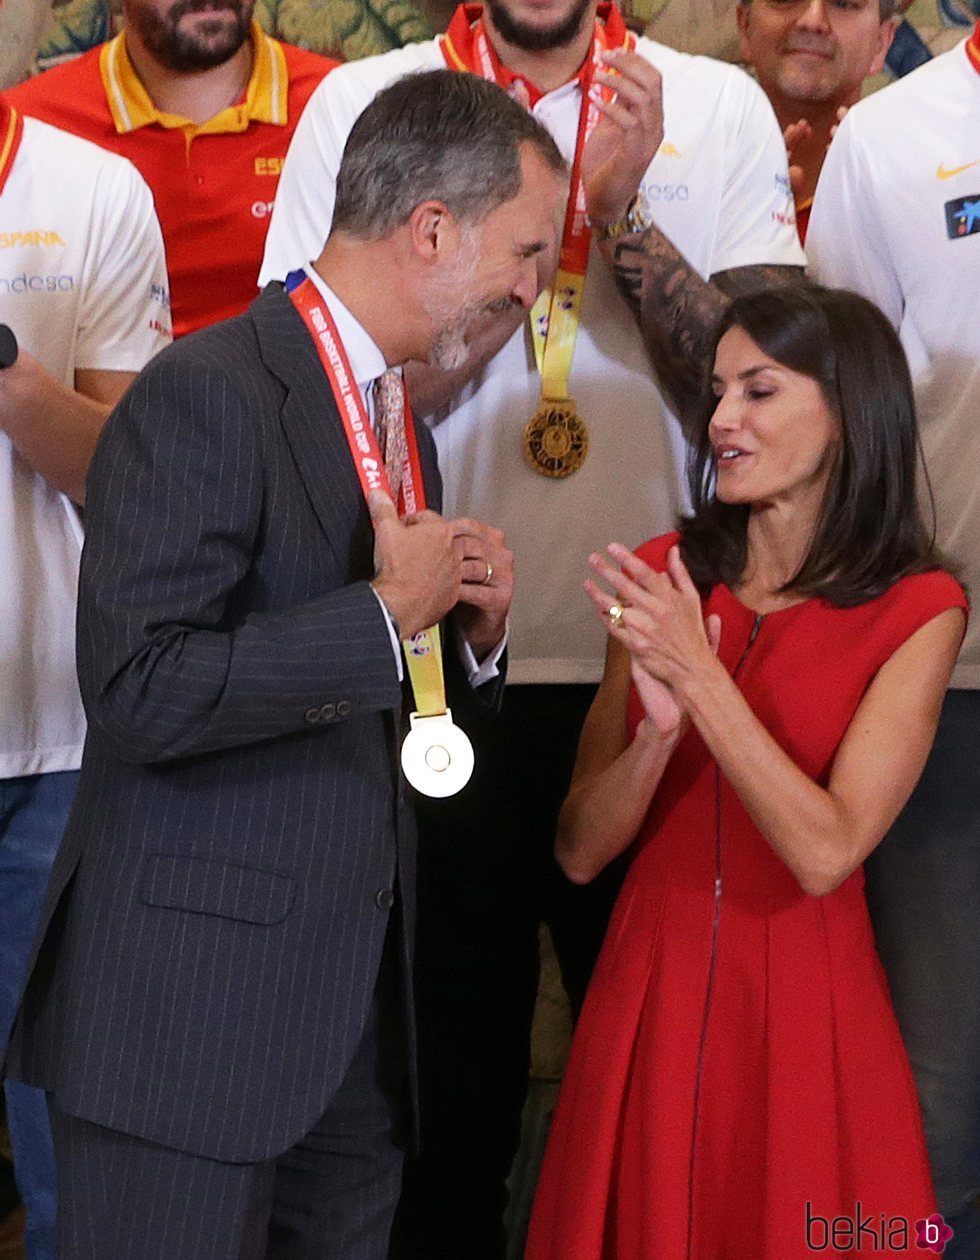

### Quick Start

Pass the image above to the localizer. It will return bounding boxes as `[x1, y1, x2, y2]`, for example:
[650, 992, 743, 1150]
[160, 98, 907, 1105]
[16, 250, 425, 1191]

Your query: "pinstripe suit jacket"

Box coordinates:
[14, 283, 486, 1163]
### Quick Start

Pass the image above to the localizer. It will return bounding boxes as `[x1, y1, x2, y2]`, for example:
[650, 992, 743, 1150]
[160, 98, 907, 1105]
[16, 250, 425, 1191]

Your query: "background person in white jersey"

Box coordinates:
[735, 0, 898, 242]
[807, 24, 980, 1260]
[0, 94, 170, 1260]
[262, 2, 804, 1253]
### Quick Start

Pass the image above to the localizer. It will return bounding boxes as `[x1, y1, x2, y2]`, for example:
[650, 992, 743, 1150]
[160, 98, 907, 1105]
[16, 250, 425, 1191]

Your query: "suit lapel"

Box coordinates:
[252, 285, 444, 558]
[252, 285, 369, 565]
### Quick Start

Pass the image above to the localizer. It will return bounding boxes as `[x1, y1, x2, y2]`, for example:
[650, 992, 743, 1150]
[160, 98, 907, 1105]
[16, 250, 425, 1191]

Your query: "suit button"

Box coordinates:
[337, 700, 353, 717]
[320, 702, 336, 721]
[304, 707, 321, 724]
[375, 888, 395, 910]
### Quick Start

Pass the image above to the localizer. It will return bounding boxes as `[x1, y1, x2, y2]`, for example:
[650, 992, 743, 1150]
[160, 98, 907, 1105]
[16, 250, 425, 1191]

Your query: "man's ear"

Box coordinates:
[869, 16, 898, 79]
[407, 200, 458, 263]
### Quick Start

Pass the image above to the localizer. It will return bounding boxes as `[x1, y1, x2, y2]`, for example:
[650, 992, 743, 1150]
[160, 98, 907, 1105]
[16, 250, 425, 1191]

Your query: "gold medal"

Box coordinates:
[444, 15, 631, 485]
[523, 398, 589, 479]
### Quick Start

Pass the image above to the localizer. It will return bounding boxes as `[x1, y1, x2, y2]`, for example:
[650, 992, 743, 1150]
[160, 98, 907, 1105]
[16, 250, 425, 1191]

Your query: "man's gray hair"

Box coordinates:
[332, 69, 567, 239]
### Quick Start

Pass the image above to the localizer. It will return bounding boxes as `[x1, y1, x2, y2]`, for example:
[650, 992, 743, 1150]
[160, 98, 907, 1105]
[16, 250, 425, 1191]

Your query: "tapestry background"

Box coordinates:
[1, 0, 978, 88]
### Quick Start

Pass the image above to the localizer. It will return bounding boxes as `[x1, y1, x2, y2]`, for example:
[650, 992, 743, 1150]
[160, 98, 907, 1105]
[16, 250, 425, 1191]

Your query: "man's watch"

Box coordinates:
[594, 195, 649, 242]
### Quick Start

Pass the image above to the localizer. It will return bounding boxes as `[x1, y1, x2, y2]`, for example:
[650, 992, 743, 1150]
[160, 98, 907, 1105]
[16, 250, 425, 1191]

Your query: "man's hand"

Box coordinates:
[782, 118, 810, 200]
[449, 517, 514, 662]
[369, 491, 462, 639]
[582, 49, 664, 228]
[782, 110, 848, 201]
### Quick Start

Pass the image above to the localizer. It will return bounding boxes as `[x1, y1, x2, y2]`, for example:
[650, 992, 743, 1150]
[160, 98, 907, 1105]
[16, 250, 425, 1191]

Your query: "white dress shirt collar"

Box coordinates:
[303, 264, 393, 413]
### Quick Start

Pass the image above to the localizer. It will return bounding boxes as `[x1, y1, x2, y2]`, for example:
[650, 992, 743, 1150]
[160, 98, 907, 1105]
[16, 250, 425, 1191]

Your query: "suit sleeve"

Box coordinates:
[77, 349, 403, 765]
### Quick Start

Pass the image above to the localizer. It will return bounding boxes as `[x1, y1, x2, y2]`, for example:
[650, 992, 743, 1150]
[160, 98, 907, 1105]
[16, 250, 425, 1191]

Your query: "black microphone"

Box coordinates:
[0, 325, 18, 370]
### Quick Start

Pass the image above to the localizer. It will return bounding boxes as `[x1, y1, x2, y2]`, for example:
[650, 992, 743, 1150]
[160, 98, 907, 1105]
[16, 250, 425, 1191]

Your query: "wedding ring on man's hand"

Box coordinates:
[606, 603, 626, 628]
[480, 561, 494, 586]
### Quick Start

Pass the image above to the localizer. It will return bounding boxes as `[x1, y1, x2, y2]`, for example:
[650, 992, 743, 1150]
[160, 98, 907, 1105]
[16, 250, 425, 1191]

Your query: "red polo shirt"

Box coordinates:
[8, 23, 335, 337]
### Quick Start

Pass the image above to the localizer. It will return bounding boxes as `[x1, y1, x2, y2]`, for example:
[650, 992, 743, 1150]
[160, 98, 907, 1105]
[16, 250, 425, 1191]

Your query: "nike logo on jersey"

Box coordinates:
[937, 159, 980, 180]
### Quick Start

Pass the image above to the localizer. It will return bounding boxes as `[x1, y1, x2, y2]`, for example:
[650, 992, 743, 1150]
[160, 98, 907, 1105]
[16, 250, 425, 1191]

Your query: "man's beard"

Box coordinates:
[423, 232, 480, 374]
[126, 0, 253, 72]
[485, 0, 593, 53]
[427, 291, 521, 372]
[422, 223, 526, 372]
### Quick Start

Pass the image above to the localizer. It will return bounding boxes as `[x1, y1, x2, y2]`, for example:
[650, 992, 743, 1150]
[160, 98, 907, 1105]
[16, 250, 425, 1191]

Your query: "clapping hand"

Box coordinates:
[582, 49, 664, 229]
[629, 654, 685, 737]
[586, 543, 721, 733]
[782, 109, 849, 198]
[782, 119, 810, 201]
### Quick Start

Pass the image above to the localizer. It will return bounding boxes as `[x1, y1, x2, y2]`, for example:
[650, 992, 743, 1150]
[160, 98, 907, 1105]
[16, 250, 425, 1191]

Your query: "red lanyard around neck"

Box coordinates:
[439, 6, 633, 406]
[287, 274, 425, 517]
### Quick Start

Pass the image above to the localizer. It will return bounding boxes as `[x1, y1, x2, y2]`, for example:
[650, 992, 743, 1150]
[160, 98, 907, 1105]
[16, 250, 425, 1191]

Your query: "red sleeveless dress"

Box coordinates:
[526, 533, 967, 1260]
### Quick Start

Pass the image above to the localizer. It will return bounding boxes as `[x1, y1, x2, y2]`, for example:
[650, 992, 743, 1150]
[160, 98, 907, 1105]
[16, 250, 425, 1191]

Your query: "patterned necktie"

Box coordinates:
[372, 368, 407, 500]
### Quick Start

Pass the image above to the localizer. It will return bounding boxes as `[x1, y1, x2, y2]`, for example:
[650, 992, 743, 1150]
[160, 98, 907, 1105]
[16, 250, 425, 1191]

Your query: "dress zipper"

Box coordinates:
[685, 612, 763, 1259]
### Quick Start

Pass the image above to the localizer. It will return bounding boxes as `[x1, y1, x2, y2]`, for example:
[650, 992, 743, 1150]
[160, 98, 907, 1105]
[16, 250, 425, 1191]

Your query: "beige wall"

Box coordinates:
[642, 0, 741, 62]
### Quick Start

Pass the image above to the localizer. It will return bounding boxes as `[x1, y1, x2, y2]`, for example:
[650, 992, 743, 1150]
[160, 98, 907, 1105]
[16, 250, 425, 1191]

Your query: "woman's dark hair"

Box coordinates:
[680, 283, 942, 607]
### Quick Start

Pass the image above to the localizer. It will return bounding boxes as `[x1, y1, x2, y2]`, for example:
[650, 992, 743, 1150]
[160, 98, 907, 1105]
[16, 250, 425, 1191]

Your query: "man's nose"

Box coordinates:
[794, 0, 832, 32]
[515, 257, 543, 310]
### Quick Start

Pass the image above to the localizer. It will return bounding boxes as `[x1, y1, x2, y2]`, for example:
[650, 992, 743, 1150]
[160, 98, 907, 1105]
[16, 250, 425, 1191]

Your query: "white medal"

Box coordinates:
[401, 709, 474, 798]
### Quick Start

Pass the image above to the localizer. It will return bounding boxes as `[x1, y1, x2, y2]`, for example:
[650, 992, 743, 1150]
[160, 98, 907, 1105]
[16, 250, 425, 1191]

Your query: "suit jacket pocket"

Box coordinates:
[140, 854, 295, 925]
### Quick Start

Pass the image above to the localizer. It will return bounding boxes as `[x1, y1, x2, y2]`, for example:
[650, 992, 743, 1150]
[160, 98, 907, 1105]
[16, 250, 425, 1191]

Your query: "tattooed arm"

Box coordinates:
[603, 232, 803, 433]
[585, 50, 804, 433]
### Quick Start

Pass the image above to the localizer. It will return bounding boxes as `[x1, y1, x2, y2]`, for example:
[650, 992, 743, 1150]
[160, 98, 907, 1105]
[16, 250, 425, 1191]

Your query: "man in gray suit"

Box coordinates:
[8, 69, 565, 1260]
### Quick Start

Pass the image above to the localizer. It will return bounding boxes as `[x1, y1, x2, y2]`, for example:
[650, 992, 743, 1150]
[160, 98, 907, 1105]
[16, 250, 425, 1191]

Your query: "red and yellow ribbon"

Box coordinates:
[441, 4, 633, 404]
[288, 273, 447, 719]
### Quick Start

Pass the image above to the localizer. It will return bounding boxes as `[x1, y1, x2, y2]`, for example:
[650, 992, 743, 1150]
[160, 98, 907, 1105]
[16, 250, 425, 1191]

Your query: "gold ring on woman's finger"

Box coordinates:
[606, 603, 625, 628]
[481, 561, 494, 586]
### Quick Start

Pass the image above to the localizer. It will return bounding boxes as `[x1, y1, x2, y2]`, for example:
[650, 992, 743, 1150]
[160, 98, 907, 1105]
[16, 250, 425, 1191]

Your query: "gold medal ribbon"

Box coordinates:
[528, 38, 609, 403]
[287, 271, 448, 720]
[441, 4, 632, 409]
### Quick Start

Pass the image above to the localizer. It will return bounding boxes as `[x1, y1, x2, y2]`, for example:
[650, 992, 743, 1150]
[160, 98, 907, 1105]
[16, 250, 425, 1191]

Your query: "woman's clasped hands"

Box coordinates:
[585, 542, 722, 736]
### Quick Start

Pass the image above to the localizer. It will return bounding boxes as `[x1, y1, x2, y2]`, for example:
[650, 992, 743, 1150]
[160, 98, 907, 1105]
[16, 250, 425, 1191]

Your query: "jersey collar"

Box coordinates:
[0, 99, 24, 200]
[967, 20, 980, 76]
[100, 20, 289, 135]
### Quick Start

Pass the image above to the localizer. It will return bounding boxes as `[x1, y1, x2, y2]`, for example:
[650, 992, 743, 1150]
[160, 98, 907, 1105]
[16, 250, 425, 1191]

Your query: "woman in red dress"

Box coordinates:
[525, 286, 966, 1260]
